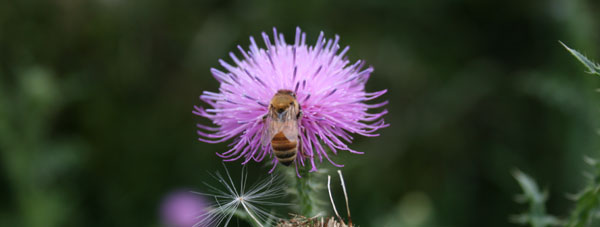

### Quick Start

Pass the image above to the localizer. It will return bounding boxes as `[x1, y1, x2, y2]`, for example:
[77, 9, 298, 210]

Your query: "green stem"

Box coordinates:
[278, 164, 325, 218]
[296, 166, 314, 216]
[291, 165, 326, 218]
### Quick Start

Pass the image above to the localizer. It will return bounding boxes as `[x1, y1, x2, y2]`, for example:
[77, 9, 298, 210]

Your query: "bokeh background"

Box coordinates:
[1, 0, 600, 226]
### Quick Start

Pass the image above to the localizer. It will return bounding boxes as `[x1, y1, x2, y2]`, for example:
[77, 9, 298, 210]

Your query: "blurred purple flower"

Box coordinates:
[161, 190, 207, 227]
[193, 27, 388, 173]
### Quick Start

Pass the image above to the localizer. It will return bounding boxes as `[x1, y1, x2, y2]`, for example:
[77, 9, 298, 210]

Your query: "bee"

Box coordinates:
[262, 89, 302, 166]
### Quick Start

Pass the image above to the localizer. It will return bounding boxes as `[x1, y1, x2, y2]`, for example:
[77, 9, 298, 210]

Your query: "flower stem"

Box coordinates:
[294, 165, 322, 217]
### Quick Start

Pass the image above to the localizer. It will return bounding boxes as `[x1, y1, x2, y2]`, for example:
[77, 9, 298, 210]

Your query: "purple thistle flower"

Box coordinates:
[193, 27, 388, 174]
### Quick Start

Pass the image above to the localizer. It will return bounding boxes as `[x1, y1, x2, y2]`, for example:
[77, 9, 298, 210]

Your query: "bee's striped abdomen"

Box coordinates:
[271, 131, 297, 166]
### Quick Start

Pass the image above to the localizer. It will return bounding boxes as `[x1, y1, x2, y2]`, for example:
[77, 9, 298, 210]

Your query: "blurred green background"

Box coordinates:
[1, 0, 599, 226]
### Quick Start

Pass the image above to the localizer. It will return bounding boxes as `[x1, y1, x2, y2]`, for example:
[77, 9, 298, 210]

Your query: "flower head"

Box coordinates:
[193, 27, 388, 174]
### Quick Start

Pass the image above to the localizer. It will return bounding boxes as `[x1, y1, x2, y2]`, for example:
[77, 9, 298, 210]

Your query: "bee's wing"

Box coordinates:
[279, 119, 299, 142]
[261, 107, 300, 147]
[260, 113, 275, 148]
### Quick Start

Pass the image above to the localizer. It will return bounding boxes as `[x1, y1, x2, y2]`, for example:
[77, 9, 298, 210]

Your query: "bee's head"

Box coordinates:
[271, 95, 295, 111]
[270, 90, 297, 118]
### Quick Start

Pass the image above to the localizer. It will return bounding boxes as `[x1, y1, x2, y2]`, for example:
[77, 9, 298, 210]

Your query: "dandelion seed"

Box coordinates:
[193, 164, 288, 227]
[194, 27, 388, 173]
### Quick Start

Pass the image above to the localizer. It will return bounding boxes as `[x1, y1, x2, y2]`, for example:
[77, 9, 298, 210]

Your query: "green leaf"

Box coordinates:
[511, 169, 562, 227]
[566, 157, 600, 227]
[560, 41, 600, 76]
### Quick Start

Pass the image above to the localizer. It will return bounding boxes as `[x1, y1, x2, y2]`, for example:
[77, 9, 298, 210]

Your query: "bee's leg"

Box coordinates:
[296, 109, 303, 120]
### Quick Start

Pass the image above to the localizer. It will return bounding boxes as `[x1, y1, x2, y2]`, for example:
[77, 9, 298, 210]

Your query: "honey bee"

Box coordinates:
[262, 89, 302, 166]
